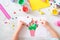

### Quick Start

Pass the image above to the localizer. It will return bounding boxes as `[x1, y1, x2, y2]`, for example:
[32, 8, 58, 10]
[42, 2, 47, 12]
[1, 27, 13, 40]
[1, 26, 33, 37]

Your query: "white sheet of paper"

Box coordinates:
[18, 16, 32, 24]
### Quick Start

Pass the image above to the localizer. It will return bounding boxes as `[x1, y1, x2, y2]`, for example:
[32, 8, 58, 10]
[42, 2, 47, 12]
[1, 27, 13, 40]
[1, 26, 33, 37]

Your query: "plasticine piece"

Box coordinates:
[4, 22, 8, 24]
[29, 0, 50, 10]
[56, 20, 60, 27]
[18, 0, 25, 5]
[40, 11, 45, 15]
[30, 30, 35, 36]
[50, 0, 53, 2]
[12, 24, 15, 30]
[58, 12, 60, 15]
[52, 8, 58, 15]
[0, 4, 11, 19]
[56, 4, 60, 9]
[22, 6, 28, 12]
[29, 23, 38, 30]
[35, 21, 38, 24]
[14, 11, 16, 14]
[11, 0, 17, 3]
[11, 0, 15, 2]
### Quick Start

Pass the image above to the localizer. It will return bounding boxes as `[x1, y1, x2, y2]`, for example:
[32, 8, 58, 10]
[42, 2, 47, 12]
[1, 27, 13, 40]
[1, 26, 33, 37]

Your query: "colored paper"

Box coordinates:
[29, 0, 50, 10]
[0, 4, 11, 19]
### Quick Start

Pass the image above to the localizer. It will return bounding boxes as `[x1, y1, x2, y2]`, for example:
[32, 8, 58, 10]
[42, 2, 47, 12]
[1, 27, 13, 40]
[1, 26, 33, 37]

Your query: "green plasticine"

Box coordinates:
[18, 0, 25, 5]
[29, 23, 38, 30]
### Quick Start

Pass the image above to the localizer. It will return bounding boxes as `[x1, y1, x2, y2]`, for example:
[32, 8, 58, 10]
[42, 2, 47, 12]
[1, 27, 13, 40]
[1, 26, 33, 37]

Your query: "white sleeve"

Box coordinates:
[50, 38, 59, 40]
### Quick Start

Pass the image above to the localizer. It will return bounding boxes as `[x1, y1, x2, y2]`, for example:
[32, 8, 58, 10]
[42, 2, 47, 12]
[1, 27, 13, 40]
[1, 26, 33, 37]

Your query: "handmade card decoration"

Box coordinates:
[27, 19, 38, 36]
[28, 23, 38, 36]
[18, 17, 38, 36]
[29, 0, 50, 10]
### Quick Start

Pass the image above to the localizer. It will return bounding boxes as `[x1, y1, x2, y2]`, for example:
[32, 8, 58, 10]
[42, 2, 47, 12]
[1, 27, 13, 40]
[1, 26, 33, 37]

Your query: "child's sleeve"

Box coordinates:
[50, 38, 59, 40]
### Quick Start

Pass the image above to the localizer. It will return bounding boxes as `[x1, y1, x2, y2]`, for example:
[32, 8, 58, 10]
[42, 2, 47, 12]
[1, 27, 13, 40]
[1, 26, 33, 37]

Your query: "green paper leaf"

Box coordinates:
[28, 23, 38, 30]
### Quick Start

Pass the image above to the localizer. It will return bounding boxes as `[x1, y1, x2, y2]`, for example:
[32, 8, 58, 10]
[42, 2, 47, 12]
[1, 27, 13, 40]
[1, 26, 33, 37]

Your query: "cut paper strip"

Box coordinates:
[30, 30, 35, 36]
[0, 4, 11, 19]
[29, 0, 50, 10]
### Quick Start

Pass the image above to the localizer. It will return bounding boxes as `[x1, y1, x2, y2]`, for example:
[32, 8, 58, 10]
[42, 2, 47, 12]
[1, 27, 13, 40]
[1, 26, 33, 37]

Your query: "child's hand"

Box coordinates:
[17, 20, 26, 29]
[40, 20, 60, 38]
[20, 21, 26, 26]
[40, 20, 50, 27]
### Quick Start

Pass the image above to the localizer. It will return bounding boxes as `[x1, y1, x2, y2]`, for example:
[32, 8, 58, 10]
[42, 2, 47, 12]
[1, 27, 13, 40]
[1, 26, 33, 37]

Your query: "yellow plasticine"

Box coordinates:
[12, 23, 15, 30]
[40, 11, 45, 15]
[52, 9, 58, 15]
[29, 0, 50, 11]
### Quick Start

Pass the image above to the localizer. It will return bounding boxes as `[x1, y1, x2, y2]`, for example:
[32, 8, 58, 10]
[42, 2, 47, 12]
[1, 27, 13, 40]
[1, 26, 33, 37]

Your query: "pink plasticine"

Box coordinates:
[57, 21, 60, 26]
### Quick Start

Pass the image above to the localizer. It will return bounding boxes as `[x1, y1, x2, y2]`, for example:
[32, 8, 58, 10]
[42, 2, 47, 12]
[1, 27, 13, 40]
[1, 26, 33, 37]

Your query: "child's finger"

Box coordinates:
[40, 19, 46, 24]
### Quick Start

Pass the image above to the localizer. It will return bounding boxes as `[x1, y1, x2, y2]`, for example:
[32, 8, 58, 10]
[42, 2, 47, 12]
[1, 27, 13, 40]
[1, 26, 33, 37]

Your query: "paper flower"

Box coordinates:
[28, 23, 38, 36]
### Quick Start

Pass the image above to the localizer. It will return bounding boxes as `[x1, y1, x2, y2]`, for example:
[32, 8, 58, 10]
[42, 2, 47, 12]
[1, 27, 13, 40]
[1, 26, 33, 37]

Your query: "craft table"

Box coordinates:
[0, 0, 60, 40]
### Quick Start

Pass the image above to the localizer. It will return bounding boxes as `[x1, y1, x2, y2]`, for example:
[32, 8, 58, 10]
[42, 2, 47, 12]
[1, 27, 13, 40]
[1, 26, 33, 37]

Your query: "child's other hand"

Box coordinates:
[19, 21, 26, 26]
[40, 20, 50, 27]
[17, 20, 26, 29]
